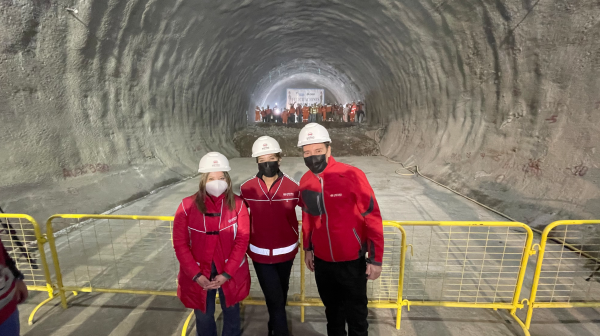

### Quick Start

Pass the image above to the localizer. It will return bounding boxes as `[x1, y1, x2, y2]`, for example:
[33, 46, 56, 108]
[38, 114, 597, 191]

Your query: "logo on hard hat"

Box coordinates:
[263, 143, 268, 147]
[308, 132, 313, 136]
[213, 160, 218, 164]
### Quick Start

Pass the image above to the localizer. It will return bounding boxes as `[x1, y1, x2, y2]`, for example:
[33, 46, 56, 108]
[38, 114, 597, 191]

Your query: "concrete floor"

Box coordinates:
[13, 157, 600, 336]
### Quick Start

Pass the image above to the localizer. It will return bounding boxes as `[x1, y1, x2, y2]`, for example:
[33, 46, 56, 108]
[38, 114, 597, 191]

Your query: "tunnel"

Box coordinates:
[1, 1, 600, 227]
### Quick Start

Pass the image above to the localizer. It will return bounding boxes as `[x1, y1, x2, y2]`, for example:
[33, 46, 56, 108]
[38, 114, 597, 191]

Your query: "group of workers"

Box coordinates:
[255, 101, 366, 124]
[173, 123, 384, 336]
[0, 123, 382, 336]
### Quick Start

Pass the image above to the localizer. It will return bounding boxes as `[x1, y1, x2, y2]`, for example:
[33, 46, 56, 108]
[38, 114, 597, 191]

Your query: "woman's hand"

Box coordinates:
[195, 275, 211, 290]
[15, 279, 29, 303]
[206, 274, 228, 290]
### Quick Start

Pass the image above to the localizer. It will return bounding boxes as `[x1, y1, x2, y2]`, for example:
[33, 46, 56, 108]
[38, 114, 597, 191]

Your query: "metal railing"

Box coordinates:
[8, 212, 599, 335]
[0, 213, 55, 325]
[524, 220, 600, 329]
[45, 214, 178, 309]
[394, 221, 534, 335]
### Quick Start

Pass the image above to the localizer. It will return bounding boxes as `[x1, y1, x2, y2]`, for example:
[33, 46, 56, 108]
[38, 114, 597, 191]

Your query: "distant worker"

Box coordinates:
[319, 104, 327, 122]
[325, 103, 333, 122]
[266, 105, 273, 123]
[173, 152, 250, 336]
[309, 103, 318, 123]
[302, 104, 310, 123]
[255, 106, 261, 122]
[343, 104, 350, 122]
[335, 104, 343, 122]
[282, 108, 289, 124]
[289, 104, 296, 124]
[297, 123, 384, 336]
[261, 107, 268, 122]
[0, 237, 28, 336]
[241, 136, 300, 336]
[350, 102, 357, 122]
[356, 101, 365, 123]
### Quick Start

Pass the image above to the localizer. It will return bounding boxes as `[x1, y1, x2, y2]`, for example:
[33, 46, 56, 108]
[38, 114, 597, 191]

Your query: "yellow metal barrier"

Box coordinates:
[395, 221, 534, 336]
[45, 214, 178, 309]
[238, 221, 406, 330]
[46, 215, 538, 335]
[0, 213, 55, 324]
[524, 220, 600, 330]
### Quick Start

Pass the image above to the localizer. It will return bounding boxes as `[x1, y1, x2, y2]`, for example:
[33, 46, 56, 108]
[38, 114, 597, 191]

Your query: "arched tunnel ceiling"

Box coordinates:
[0, 1, 599, 223]
[253, 60, 361, 111]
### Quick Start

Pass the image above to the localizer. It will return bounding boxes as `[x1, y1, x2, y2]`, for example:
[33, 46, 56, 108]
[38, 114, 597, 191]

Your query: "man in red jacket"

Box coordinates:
[0, 238, 28, 336]
[298, 123, 383, 336]
[241, 136, 299, 336]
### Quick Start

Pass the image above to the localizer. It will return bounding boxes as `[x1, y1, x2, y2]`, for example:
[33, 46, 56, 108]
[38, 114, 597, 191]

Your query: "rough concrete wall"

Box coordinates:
[375, 1, 600, 224]
[0, 0, 599, 226]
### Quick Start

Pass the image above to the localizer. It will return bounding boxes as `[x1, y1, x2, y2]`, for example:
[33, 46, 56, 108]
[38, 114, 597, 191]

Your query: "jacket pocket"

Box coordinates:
[301, 190, 324, 216]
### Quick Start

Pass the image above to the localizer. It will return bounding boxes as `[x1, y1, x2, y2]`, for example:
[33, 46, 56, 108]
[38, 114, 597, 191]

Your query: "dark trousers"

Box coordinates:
[194, 264, 241, 336]
[314, 257, 368, 336]
[253, 259, 294, 336]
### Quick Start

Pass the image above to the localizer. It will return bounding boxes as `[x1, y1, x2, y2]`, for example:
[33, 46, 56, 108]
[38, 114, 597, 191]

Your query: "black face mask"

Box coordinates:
[304, 154, 328, 174]
[258, 161, 280, 178]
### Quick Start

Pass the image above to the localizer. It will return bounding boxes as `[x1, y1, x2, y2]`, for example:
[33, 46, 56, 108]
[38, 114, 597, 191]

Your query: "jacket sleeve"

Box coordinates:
[299, 195, 315, 251]
[224, 201, 250, 277]
[354, 171, 384, 266]
[173, 201, 201, 279]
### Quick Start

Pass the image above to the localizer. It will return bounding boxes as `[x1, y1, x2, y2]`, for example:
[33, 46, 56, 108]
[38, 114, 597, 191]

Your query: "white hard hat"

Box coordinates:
[252, 136, 282, 158]
[297, 123, 332, 147]
[198, 152, 231, 173]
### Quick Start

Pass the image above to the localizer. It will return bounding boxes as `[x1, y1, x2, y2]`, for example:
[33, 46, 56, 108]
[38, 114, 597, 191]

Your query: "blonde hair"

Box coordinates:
[195, 172, 236, 213]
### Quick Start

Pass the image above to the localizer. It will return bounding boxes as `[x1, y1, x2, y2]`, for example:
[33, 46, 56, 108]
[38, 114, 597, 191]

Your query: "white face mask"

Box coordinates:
[205, 180, 229, 197]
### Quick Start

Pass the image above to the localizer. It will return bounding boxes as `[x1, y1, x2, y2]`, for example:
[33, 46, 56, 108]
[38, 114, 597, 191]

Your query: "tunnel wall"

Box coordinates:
[1, 0, 599, 226]
[374, 0, 600, 224]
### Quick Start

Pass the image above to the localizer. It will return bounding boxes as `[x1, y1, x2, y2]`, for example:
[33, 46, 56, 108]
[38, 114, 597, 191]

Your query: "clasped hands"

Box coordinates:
[196, 274, 228, 290]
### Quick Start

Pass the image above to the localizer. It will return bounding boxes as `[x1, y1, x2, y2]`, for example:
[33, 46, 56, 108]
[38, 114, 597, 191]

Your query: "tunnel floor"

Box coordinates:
[15, 157, 600, 336]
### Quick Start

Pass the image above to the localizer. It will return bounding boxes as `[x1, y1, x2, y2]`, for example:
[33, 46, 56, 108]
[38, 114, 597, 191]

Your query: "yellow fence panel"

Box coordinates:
[0, 213, 55, 324]
[394, 221, 534, 336]
[239, 221, 406, 330]
[525, 220, 600, 329]
[46, 214, 178, 309]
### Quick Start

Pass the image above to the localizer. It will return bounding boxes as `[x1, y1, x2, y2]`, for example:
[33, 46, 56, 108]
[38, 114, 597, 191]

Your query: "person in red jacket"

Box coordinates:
[173, 152, 250, 336]
[240, 136, 299, 336]
[0, 237, 28, 336]
[297, 123, 383, 336]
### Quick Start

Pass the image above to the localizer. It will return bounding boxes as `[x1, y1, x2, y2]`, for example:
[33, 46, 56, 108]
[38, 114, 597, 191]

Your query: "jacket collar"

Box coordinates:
[256, 170, 283, 181]
[206, 192, 226, 206]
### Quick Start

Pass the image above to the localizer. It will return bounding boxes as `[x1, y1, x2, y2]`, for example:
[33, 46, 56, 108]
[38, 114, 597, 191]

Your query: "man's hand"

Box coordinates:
[195, 275, 211, 290]
[305, 250, 315, 272]
[206, 274, 228, 290]
[366, 263, 382, 280]
[15, 279, 28, 303]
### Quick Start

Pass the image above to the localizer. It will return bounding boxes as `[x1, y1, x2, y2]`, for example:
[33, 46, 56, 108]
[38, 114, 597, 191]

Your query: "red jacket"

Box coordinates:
[173, 193, 250, 312]
[1, 239, 20, 325]
[300, 157, 384, 265]
[241, 172, 300, 264]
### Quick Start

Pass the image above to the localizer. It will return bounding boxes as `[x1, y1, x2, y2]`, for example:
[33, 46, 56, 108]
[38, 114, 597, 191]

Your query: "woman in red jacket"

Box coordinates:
[240, 136, 299, 336]
[173, 152, 250, 336]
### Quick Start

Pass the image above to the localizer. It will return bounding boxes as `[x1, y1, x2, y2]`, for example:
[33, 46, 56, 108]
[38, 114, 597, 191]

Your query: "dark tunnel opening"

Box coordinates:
[0, 0, 599, 225]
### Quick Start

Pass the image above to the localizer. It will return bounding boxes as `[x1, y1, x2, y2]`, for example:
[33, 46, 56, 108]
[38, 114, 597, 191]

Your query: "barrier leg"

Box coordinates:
[28, 295, 55, 325]
[45, 219, 68, 309]
[300, 238, 306, 323]
[182, 310, 194, 336]
[396, 305, 402, 330]
[510, 309, 531, 336]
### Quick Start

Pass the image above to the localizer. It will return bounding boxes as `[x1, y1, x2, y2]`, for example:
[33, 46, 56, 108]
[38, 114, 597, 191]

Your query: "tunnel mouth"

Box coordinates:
[249, 60, 363, 122]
